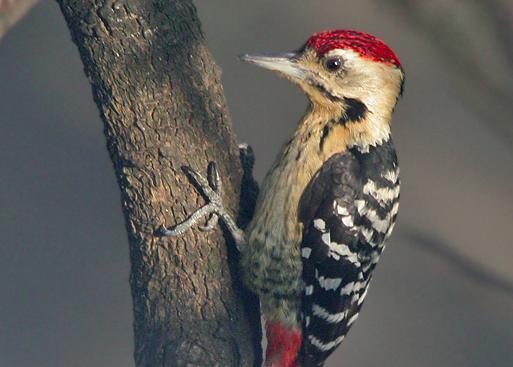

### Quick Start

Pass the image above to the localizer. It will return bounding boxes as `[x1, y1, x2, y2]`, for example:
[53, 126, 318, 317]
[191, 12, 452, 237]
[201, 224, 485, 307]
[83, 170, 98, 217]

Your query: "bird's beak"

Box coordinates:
[239, 52, 306, 81]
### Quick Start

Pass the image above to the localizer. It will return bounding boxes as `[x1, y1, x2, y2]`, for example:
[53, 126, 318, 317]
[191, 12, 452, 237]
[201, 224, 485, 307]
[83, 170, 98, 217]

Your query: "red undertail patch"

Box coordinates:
[265, 321, 302, 367]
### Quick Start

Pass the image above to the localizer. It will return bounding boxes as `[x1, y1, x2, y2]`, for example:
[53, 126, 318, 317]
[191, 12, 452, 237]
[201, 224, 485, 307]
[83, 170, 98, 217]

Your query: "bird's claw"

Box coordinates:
[199, 213, 219, 232]
[182, 163, 220, 200]
[158, 162, 246, 248]
[239, 143, 255, 169]
[158, 164, 222, 237]
[207, 162, 222, 193]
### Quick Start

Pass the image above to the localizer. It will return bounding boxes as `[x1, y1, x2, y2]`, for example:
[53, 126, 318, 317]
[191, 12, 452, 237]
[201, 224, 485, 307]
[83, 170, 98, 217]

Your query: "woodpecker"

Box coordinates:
[160, 29, 404, 367]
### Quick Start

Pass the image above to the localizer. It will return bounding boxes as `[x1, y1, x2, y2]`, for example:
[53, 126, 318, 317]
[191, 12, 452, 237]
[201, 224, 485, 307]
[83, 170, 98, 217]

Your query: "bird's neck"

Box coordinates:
[300, 99, 393, 155]
[248, 98, 394, 244]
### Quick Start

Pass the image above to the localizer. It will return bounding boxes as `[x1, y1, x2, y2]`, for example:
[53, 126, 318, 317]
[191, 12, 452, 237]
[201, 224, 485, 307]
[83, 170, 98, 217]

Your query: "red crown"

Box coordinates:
[306, 29, 402, 69]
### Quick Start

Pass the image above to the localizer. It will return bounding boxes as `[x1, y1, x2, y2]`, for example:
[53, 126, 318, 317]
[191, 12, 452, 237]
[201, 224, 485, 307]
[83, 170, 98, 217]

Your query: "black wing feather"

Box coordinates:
[298, 141, 400, 366]
[298, 153, 366, 366]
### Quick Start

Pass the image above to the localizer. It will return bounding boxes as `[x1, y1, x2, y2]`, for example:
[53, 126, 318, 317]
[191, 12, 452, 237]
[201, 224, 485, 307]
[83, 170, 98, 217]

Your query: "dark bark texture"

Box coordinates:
[56, 1, 259, 366]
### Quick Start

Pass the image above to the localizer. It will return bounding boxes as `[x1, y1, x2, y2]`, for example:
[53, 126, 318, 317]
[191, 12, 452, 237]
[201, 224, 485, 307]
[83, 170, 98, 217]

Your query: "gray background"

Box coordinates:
[1, 1, 512, 366]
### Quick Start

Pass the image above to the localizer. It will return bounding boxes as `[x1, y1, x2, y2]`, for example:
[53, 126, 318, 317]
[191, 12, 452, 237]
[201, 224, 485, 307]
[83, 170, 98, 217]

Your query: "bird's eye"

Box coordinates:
[324, 57, 343, 72]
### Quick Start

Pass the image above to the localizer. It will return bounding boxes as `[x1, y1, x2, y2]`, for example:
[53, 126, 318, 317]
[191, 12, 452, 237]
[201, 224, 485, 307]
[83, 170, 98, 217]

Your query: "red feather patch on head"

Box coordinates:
[306, 29, 402, 69]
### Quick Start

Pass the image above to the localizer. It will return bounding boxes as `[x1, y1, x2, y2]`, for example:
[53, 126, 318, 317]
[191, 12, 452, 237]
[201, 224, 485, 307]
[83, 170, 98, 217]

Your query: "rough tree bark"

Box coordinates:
[56, 1, 260, 366]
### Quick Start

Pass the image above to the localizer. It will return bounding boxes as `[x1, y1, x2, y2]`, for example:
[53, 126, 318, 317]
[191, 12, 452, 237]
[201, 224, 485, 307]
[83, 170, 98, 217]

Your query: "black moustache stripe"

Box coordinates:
[319, 97, 368, 150]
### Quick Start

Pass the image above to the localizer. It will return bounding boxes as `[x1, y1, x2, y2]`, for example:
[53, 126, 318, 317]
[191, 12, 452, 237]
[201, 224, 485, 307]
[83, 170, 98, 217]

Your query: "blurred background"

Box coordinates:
[1, 1, 512, 366]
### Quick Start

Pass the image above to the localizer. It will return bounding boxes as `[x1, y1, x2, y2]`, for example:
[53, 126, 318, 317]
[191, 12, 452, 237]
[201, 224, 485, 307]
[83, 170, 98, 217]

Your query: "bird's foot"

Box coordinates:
[238, 143, 255, 172]
[158, 162, 246, 249]
[237, 143, 259, 229]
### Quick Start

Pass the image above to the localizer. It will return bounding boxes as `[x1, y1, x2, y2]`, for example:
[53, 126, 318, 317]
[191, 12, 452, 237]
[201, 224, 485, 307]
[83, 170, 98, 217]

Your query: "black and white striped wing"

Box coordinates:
[298, 153, 369, 366]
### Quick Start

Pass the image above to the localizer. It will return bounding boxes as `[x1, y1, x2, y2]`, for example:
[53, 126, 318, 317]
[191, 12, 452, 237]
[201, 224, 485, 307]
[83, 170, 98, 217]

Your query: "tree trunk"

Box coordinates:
[56, 1, 260, 366]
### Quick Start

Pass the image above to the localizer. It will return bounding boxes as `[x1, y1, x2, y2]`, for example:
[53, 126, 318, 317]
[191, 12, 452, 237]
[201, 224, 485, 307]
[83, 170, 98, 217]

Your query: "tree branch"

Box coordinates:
[56, 1, 260, 366]
[0, 0, 39, 41]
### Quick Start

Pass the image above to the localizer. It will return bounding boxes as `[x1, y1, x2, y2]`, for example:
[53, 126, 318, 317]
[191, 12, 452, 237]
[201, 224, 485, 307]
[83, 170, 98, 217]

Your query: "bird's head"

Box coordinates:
[240, 30, 404, 151]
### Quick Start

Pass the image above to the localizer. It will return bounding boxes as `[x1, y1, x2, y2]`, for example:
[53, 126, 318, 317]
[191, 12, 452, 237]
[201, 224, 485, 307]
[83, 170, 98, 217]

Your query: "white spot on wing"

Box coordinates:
[330, 252, 341, 261]
[336, 205, 349, 215]
[361, 227, 374, 243]
[305, 285, 314, 296]
[308, 334, 345, 352]
[314, 218, 326, 231]
[302, 247, 312, 259]
[390, 201, 400, 216]
[347, 313, 359, 327]
[358, 286, 369, 305]
[371, 251, 380, 264]
[363, 180, 400, 205]
[382, 169, 400, 183]
[365, 208, 391, 233]
[317, 275, 343, 291]
[312, 304, 347, 323]
[340, 282, 355, 295]
[321, 232, 331, 245]
[341, 215, 354, 227]
[385, 222, 396, 238]
[355, 199, 366, 214]
[354, 281, 367, 292]
[356, 197, 398, 235]
[329, 242, 360, 265]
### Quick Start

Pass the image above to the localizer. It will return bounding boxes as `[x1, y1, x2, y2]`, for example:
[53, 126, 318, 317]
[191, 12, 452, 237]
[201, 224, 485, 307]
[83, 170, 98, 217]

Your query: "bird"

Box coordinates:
[160, 29, 405, 367]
